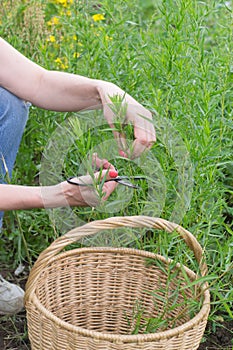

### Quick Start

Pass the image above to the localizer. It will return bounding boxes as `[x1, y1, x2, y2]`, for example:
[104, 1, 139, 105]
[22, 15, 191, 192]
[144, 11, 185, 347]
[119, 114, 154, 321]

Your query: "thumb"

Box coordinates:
[94, 169, 118, 183]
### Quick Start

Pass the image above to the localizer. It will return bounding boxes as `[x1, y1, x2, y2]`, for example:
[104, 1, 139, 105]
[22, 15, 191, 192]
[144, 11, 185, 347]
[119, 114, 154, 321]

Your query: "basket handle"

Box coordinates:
[25, 216, 207, 299]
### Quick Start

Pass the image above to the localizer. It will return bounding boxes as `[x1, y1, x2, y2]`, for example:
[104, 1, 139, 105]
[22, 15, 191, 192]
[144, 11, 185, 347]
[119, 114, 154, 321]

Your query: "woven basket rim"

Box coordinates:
[27, 246, 211, 343]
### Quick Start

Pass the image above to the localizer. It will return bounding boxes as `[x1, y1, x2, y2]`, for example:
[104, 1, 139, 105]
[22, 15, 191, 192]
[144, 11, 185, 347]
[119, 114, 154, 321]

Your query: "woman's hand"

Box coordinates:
[60, 154, 118, 207]
[97, 82, 156, 159]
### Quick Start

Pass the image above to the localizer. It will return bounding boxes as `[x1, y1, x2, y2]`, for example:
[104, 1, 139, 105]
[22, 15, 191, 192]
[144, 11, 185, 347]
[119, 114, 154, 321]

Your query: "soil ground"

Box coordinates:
[0, 267, 232, 350]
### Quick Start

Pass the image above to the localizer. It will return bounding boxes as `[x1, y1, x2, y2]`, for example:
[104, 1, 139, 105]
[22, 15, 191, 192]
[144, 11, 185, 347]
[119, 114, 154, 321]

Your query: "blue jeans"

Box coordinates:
[0, 87, 30, 229]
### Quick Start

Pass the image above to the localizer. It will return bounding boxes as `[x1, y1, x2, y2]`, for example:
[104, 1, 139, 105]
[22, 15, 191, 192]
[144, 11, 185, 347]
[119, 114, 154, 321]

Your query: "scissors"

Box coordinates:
[104, 175, 145, 189]
[67, 175, 145, 189]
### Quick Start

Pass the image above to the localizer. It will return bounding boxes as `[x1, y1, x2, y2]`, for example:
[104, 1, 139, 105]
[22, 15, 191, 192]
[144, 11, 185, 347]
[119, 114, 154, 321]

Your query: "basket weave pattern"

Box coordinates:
[25, 216, 210, 350]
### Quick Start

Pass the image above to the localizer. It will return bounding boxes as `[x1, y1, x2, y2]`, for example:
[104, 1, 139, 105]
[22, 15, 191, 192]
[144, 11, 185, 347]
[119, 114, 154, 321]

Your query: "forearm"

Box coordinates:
[30, 71, 103, 111]
[0, 184, 43, 210]
[22, 71, 132, 112]
[0, 183, 71, 211]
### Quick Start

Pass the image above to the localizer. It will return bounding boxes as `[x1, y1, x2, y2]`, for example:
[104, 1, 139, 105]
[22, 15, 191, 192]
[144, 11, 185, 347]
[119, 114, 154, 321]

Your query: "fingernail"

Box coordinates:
[119, 150, 127, 157]
[109, 170, 118, 178]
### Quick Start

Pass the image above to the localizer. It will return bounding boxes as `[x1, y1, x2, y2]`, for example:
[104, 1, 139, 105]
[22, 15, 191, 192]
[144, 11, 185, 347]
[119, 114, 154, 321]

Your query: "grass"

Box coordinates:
[0, 0, 232, 346]
[123, 254, 209, 335]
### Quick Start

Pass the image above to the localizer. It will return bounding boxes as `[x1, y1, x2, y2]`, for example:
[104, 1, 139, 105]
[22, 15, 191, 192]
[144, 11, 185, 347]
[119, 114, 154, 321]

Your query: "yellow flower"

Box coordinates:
[61, 63, 68, 69]
[55, 57, 62, 64]
[55, 57, 68, 70]
[49, 35, 56, 43]
[54, 0, 72, 5]
[47, 17, 60, 26]
[105, 35, 113, 41]
[55, 0, 67, 6]
[73, 34, 77, 41]
[92, 13, 105, 22]
[52, 16, 60, 25]
[73, 52, 80, 59]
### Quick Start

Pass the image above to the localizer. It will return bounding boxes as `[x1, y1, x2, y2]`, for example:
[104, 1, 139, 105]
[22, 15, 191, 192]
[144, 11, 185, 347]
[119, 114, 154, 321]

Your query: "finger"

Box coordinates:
[102, 181, 117, 201]
[94, 169, 119, 201]
[114, 131, 128, 154]
[101, 97, 129, 154]
[119, 150, 128, 158]
[128, 120, 156, 159]
[133, 114, 156, 144]
[102, 172, 119, 200]
[127, 139, 149, 159]
[116, 108, 155, 159]
[92, 153, 115, 171]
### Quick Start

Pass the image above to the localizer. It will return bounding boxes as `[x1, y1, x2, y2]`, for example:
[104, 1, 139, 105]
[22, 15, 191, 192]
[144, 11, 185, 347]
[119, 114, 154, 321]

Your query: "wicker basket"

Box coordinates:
[25, 216, 210, 350]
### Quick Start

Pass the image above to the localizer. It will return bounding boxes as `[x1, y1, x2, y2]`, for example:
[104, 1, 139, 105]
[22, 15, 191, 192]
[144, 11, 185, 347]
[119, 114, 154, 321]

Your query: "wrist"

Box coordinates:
[40, 184, 69, 209]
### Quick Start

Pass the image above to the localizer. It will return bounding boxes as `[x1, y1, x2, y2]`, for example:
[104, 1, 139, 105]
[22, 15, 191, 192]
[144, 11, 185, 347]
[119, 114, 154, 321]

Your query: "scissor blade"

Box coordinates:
[116, 179, 140, 189]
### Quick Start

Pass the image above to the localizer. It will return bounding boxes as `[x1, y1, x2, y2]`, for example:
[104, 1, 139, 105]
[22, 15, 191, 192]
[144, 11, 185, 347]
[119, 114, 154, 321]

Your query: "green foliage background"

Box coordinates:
[0, 0, 232, 333]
